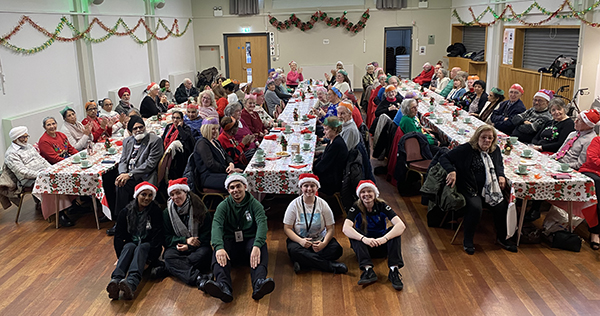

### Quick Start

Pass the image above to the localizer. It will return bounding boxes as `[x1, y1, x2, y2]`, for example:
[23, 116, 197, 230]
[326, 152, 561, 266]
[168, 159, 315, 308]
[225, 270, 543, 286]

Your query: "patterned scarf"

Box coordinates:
[555, 132, 580, 160]
[167, 196, 197, 237]
[163, 124, 180, 149]
[480, 151, 503, 206]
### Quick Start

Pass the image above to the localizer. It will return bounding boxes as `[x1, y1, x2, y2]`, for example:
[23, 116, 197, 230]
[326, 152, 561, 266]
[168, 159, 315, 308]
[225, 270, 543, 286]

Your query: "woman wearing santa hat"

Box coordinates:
[140, 82, 168, 118]
[283, 173, 346, 274]
[162, 178, 214, 290]
[342, 180, 406, 291]
[107, 182, 164, 300]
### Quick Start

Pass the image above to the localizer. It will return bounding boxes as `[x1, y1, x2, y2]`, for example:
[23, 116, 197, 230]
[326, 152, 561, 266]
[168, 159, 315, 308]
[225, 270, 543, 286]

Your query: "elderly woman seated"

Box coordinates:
[398, 99, 438, 146]
[264, 79, 284, 117]
[362, 64, 375, 91]
[511, 89, 553, 143]
[375, 85, 404, 121]
[337, 102, 361, 151]
[197, 90, 219, 120]
[218, 116, 255, 168]
[162, 110, 196, 180]
[552, 109, 600, 170]
[313, 117, 349, 196]
[141, 82, 168, 118]
[332, 70, 351, 95]
[224, 102, 257, 150]
[82, 101, 113, 142]
[446, 76, 467, 103]
[39, 117, 78, 165]
[250, 88, 274, 128]
[99, 98, 125, 134]
[434, 69, 450, 94]
[530, 98, 575, 153]
[60, 106, 92, 151]
[413, 62, 435, 87]
[159, 79, 176, 104]
[241, 94, 269, 141]
[472, 87, 505, 123]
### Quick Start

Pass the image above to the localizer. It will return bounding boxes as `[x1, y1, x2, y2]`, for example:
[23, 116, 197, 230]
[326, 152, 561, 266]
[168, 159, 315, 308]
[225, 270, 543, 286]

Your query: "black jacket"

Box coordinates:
[193, 137, 233, 190]
[439, 143, 505, 197]
[140, 95, 168, 118]
[174, 83, 200, 104]
[314, 135, 349, 195]
[161, 123, 196, 179]
[114, 199, 164, 258]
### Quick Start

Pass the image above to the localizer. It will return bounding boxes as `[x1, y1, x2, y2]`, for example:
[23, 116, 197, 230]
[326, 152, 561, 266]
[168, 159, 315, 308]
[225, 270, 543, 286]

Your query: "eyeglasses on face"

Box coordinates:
[132, 125, 145, 131]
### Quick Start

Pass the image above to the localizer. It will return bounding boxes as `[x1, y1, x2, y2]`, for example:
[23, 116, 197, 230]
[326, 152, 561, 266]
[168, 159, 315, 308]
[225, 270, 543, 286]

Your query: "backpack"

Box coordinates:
[196, 67, 219, 89]
[471, 50, 485, 61]
[446, 43, 466, 57]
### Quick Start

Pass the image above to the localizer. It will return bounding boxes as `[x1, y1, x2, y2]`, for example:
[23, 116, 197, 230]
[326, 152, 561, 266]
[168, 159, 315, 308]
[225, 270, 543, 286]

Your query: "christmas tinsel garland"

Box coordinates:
[268, 9, 370, 33]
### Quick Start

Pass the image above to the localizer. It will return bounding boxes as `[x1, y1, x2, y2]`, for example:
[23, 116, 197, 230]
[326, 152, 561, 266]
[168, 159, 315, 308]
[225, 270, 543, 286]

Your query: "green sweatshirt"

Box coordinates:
[211, 193, 268, 251]
[439, 80, 453, 98]
[399, 115, 434, 145]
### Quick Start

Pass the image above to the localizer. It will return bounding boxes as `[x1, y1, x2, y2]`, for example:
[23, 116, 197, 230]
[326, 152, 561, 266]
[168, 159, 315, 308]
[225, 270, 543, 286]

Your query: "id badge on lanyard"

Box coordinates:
[235, 230, 243, 242]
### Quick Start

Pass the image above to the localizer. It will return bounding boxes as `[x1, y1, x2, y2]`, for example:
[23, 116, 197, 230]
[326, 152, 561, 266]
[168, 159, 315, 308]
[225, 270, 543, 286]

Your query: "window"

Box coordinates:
[462, 26, 486, 53]
[522, 28, 579, 71]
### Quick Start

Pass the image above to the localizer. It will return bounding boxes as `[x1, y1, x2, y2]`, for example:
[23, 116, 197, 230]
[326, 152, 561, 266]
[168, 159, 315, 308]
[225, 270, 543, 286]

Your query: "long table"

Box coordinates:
[399, 81, 598, 245]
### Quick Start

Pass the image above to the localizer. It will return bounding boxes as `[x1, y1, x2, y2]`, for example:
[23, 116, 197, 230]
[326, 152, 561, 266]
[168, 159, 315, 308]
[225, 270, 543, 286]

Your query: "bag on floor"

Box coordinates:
[549, 231, 582, 252]
[542, 205, 584, 236]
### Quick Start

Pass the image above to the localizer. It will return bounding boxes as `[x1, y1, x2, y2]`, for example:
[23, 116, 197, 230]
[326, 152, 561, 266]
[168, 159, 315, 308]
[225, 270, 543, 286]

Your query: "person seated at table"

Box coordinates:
[194, 118, 242, 190]
[141, 82, 168, 118]
[162, 178, 213, 290]
[576, 133, 600, 250]
[490, 83, 526, 135]
[225, 102, 257, 150]
[362, 64, 375, 91]
[337, 102, 362, 151]
[342, 91, 364, 127]
[250, 88, 274, 127]
[82, 101, 113, 142]
[107, 182, 163, 300]
[268, 67, 276, 78]
[218, 116, 255, 168]
[115, 87, 134, 115]
[110, 116, 164, 236]
[184, 103, 203, 138]
[439, 68, 464, 98]
[241, 94, 269, 141]
[313, 117, 349, 196]
[162, 111, 196, 180]
[318, 87, 343, 124]
[376, 76, 400, 104]
[197, 90, 219, 120]
[122, 108, 142, 138]
[472, 87, 504, 123]
[175, 78, 199, 104]
[440, 125, 516, 254]
[461, 79, 488, 115]
[59, 106, 92, 151]
[273, 74, 291, 104]
[286, 61, 304, 90]
[313, 86, 330, 113]
[99, 98, 125, 134]
[367, 74, 388, 128]
[511, 89, 553, 143]
[284, 173, 346, 274]
[332, 70, 351, 95]
[324, 61, 346, 86]
[159, 79, 176, 104]
[375, 85, 403, 121]
[552, 109, 600, 170]
[204, 173, 274, 302]
[342, 180, 406, 290]
[446, 76, 467, 103]
[457, 75, 479, 109]
[213, 84, 229, 118]
[429, 62, 443, 89]
[434, 68, 450, 94]
[38, 117, 78, 165]
[221, 79, 239, 106]
[413, 62, 435, 87]
[398, 99, 439, 154]
[265, 79, 284, 118]
[530, 98, 575, 153]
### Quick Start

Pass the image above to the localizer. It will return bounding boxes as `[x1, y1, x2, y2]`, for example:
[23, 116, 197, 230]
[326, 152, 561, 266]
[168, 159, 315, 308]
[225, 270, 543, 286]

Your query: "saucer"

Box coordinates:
[302, 147, 311, 151]
[515, 168, 529, 175]
[72, 160, 81, 164]
[284, 130, 293, 134]
[520, 153, 533, 159]
[81, 164, 93, 169]
[557, 168, 572, 173]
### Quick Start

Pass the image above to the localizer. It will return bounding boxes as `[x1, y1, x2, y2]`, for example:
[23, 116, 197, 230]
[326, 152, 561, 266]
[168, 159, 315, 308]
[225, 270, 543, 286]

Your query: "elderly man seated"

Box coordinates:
[511, 89, 553, 143]
[490, 83, 526, 135]
[204, 173, 274, 303]
[107, 116, 164, 236]
[413, 62, 435, 87]
[115, 87, 134, 115]
[337, 101, 361, 151]
[175, 78, 200, 104]
[552, 109, 600, 169]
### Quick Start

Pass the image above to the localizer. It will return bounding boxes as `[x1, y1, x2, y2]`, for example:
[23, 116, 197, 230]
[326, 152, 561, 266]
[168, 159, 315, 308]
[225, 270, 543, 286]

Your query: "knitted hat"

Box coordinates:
[356, 180, 380, 198]
[167, 178, 190, 196]
[133, 181, 157, 199]
[224, 173, 248, 189]
[298, 173, 320, 188]
[338, 101, 353, 113]
[9, 126, 28, 141]
[118, 87, 131, 98]
[534, 89, 554, 102]
[580, 109, 600, 127]
[385, 85, 396, 93]
[127, 115, 145, 132]
[491, 87, 504, 96]
[510, 83, 524, 94]
[330, 87, 342, 98]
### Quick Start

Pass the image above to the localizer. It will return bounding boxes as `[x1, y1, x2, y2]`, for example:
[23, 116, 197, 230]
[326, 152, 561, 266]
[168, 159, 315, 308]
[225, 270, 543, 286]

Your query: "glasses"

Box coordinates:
[18, 135, 30, 140]
[132, 126, 145, 131]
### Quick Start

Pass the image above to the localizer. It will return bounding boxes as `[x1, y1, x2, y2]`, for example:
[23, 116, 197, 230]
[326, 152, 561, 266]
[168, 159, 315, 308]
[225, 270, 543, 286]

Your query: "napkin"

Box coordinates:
[273, 127, 286, 131]
[289, 164, 308, 169]
[422, 112, 433, 117]
[263, 135, 278, 140]
[300, 128, 312, 134]
[168, 103, 176, 109]
[307, 114, 316, 119]
[115, 140, 123, 146]
[266, 157, 281, 161]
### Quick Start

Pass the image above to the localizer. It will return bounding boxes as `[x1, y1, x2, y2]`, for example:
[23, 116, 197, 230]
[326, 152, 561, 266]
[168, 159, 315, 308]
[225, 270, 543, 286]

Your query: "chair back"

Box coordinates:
[405, 137, 425, 163]
[157, 151, 173, 185]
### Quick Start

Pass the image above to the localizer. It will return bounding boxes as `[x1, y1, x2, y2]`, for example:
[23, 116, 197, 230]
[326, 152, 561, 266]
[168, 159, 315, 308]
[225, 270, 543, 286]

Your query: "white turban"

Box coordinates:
[9, 126, 28, 141]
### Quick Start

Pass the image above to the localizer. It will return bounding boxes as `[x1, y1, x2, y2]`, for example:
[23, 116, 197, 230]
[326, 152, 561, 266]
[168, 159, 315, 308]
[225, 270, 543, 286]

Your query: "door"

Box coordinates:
[384, 27, 412, 79]
[225, 34, 270, 86]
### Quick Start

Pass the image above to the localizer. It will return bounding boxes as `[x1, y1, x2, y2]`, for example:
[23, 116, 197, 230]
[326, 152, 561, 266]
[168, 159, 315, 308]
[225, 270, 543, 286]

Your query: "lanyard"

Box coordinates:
[301, 198, 317, 235]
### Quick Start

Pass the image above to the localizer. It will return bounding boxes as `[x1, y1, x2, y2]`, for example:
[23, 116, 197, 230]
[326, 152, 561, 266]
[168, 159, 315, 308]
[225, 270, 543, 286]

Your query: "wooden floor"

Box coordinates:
[2, 166, 600, 316]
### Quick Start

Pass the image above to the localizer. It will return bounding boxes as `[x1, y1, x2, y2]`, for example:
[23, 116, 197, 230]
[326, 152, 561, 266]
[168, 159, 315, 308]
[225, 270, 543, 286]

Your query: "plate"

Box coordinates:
[514, 168, 529, 175]
[276, 151, 290, 157]
[520, 154, 533, 159]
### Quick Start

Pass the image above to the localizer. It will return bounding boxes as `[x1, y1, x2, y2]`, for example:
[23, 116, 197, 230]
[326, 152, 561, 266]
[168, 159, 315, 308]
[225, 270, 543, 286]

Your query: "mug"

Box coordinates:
[509, 136, 518, 145]
[560, 163, 570, 171]
[523, 149, 532, 156]
[518, 165, 527, 174]
[436, 118, 443, 124]
[464, 117, 471, 123]
[81, 160, 91, 168]
[72, 155, 81, 163]
[79, 151, 87, 159]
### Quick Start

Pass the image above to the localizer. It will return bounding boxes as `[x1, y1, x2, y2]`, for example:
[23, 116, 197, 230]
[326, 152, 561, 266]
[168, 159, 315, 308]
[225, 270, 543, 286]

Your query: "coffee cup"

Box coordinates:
[79, 151, 87, 159]
[464, 117, 471, 123]
[459, 128, 466, 135]
[429, 113, 436, 119]
[436, 118, 443, 124]
[518, 165, 527, 174]
[304, 134, 311, 140]
[294, 154, 303, 162]
[303, 143, 310, 150]
[73, 155, 81, 163]
[108, 147, 117, 154]
[509, 136, 518, 145]
[81, 160, 91, 168]
[560, 163, 570, 171]
[523, 149, 532, 156]
[308, 126, 314, 132]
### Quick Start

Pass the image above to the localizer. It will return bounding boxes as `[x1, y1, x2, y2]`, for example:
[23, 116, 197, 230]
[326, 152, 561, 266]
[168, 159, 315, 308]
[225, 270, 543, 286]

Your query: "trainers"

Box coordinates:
[118, 279, 135, 300]
[106, 278, 121, 300]
[357, 268, 377, 285]
[388, 268, 404, 291]
[330, 262, 348, 274]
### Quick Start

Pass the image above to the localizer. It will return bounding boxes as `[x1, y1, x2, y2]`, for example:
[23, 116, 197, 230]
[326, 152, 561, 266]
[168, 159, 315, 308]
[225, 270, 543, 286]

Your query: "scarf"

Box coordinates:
[163, 124, 180, 149]
[167, 196, 197, 238]
[64, 121, 86, 142]
[555, 132, 580, 160]
[480, 151, 503, 206]
[127, 202, 150, 242]
[386, 96, 396, 102]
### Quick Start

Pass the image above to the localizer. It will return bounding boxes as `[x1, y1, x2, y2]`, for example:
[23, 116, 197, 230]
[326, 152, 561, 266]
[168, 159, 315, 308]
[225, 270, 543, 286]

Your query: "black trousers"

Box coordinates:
[211, 238, 268, 292]
[349, 227, 404, 269]
[582, 172, 600, 234]
[286, 237, 343, 272]
[462, 194, 509, 246]
[164, 246, 213, 286]
[114, 177, 143, 218]
[111, 242, 153, 291]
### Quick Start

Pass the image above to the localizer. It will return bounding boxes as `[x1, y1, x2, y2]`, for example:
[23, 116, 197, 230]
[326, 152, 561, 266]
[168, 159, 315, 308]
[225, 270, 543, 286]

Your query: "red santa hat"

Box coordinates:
[167, 178, 190, 196]
[298, 173, 320, 188]
[534, 89, 554, 102]
[356, 180, 379, 198]
[580, 109, 600, 127]
[133, 181, 158, 199]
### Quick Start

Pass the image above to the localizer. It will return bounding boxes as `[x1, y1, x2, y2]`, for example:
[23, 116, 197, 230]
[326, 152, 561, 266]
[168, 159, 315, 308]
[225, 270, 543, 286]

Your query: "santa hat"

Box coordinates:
[224, 173, 248, 189]
[534, 89, 554, 102]
[167, 178, 190, 196]
[118, 87, 131, 98]
[146, 82, 159, 92]
[298, 173, 320, 188]
[580, 109, 600, 127]
[510, 83, 524, 94]
[133, 181, 157, 199]
[289, 60, 297, 66]
[356, 180, 379, 198]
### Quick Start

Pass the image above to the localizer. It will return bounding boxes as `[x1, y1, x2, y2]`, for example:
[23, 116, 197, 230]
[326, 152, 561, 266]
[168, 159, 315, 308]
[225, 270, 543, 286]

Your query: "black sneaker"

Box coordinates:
[204, 280, 233, 303]
[106, 224, 116, 236]
[357, 268, 377, 285]
[330, 262, 348, 274]
[118, 279, 135, 300]
[388, 268, 404, 291]
[497, 238, 518, 253]
[106, 278, 121, 300]
[58, 212, 75, 227]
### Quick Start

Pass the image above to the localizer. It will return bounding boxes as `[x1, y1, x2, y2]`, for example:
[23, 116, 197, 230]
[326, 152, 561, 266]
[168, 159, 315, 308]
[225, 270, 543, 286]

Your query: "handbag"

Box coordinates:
[550, 231, 582, 252]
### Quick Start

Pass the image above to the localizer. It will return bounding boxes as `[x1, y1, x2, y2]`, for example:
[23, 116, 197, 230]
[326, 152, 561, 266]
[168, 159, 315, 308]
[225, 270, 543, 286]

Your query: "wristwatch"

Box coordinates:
[128, 172, 133, 178]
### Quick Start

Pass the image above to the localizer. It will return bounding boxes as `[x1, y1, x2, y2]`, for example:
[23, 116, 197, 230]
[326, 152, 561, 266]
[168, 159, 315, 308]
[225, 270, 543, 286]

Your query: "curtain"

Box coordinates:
[376, 0, 408, 9]
[230, 0, 260, 15]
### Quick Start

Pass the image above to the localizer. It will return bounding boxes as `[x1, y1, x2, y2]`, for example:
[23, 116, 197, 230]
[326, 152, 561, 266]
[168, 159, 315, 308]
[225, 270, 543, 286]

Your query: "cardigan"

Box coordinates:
[579, 136, 600, 177]
[552, 129, 596, 170]
[511, 107, 552, 143]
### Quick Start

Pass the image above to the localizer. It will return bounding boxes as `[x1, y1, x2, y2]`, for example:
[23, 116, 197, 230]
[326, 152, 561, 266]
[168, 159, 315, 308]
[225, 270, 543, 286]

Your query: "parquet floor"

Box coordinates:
[2, 165, 600, 315]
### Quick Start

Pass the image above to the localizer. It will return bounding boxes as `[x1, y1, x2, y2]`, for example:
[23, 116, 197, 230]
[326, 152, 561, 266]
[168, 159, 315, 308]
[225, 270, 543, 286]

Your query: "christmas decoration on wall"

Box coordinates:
[0, 16, 192, 54]
[268, 9, 370, 33]
[452, 0, 600, 27]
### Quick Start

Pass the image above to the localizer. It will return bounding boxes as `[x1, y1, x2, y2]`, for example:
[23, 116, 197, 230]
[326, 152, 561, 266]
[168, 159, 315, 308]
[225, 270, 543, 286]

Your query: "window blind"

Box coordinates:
[462, 26, 486, 53]
[522, 28, 579, 71]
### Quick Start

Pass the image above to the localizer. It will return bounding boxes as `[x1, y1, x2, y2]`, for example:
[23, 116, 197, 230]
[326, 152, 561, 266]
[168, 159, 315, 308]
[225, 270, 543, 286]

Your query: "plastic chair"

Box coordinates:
[404, 137, 432, 186]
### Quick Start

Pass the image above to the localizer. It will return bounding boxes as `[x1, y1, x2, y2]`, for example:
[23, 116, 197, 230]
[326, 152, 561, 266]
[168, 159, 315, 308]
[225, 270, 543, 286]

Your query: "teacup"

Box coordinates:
[429, 105, 435, 112]
[256, 148, 265, 156]
[294, 154, 303, 162]
[560, 163, 570, 171]
[302, 115, 308, 120]
[523, 149, 532, 156]
[458, 128, 466, 135]
[438, 100, 445, 105]
[255, 156, 265, 162]
[518, 165, 527, 174]
[303, 134, 312, 140]
[303, 143, 310, 150]
[509, 136, 518, 145]
[436, 118, 443, 124]
[81, 160, 91, 168]
[308, 126, 315, 132]
[72, 155, 81, 163]
[429, 113, 436, 119]
[285, 125, 292, 132]
[464, 117, 471, 123]
[108, 147, 117, 154]
[79, 151, 87, 159]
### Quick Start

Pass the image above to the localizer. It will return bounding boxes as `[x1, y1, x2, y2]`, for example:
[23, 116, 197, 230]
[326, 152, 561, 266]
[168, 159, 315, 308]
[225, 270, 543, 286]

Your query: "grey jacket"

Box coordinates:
[421, 163, 465, 212]
[340, 119, 361, 151]
[118, 133, 164, 185]
[552, 129, 597, 170]
[511, 107, 552, 139]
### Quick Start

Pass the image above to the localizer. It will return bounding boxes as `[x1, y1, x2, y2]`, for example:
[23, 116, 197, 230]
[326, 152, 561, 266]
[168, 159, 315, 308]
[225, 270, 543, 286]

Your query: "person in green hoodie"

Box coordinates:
[204, 173, 274, 303]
